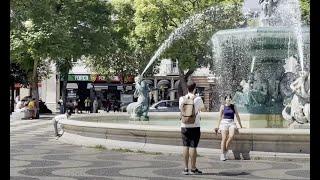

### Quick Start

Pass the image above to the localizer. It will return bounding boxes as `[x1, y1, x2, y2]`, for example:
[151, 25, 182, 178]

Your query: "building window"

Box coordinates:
[172, 61, 177, 68]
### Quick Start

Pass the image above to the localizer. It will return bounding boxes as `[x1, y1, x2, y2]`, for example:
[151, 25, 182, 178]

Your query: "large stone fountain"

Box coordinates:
[58, 0, 310, 157]
[211, 0, 309, 128]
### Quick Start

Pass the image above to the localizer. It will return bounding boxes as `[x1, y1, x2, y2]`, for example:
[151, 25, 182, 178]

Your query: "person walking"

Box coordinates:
[73, 99, 79, 114]
[179, 80, 205, 175]
[215, 94, 243, 161]
[58, 98, 64, 114]
[93, 98, 99, 113]
[84, 97, 91, 113]
[52, 109, 71, 140]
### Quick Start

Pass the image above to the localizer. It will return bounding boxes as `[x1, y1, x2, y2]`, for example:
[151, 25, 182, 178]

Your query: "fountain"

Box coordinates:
[211, 0, 309, 128]
[59, 0, 310, 157]
[126, 75, 151, 121]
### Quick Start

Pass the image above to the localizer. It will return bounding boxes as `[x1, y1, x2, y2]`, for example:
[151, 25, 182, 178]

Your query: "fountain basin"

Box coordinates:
[60, 113, 309, 157]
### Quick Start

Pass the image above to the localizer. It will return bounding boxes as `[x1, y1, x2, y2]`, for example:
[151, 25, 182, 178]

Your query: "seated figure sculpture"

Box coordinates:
[234, 71, 269, 108]
[233, 79, 250, 105]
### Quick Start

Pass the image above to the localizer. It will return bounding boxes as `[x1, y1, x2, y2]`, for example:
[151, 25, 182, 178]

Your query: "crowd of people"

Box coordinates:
[58, 96, 122, 114]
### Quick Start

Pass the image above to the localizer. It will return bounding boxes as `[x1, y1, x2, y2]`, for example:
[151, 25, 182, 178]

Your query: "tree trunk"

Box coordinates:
[61, 71, 68, 113]
[177, 65, 195, 97]
[10, 82, 15, 113]
[32, 59, 40, 119]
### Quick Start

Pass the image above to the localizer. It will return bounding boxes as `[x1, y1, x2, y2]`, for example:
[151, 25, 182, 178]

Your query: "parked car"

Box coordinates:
[149, 100, 180, 112]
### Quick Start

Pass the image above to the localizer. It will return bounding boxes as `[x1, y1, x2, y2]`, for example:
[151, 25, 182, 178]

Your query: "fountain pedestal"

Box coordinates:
[289, 122, 310, 129]
[240, 114, 285, 128]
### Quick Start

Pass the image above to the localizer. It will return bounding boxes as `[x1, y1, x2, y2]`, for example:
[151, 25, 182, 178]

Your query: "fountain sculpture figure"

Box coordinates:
[259, 0, 279, 18]
[127, 75, 150, 121]
[282, 57, 310, 126]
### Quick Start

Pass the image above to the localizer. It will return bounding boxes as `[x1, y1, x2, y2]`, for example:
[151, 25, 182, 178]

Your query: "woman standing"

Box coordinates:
[215, 94, 243, 161]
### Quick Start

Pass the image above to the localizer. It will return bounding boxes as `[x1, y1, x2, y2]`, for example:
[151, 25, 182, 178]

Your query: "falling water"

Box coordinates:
[250, 56, 256, 73]
[273, 0, 305, 72]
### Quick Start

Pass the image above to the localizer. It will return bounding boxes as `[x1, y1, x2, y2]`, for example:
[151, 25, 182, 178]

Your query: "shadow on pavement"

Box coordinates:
[190, 171, 250, 176]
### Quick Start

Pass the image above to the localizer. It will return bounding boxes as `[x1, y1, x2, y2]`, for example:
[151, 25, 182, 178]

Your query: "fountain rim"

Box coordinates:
[213, 26, 310, 36]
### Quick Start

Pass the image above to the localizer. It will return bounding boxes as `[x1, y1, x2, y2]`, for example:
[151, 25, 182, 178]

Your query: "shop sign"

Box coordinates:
[126, 86, 132, 90]
[121, 94, 133, 103]
[68, 74, 90, 81]
[117, 86, 123, 90]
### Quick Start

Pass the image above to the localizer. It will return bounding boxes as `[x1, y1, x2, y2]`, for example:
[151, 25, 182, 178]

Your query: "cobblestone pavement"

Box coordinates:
[10, 116, 310, 180]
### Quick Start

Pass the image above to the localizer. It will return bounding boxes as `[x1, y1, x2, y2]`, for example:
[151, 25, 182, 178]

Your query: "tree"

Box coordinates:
[46, 0, 114, 111]
[9, 62, 29, 113]
[133, 0, 244, 96]
[11, 0, 114, 115]
[300, 0, 310, 25]
[86, 0, 140, 83]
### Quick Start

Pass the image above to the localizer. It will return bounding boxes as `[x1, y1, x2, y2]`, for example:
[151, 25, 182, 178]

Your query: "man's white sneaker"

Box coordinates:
[224, 152, 228, 160]
[220, 154, 226, 161]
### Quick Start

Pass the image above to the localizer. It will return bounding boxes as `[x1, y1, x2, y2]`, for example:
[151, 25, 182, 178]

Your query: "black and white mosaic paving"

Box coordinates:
[11, 117, 310, 179]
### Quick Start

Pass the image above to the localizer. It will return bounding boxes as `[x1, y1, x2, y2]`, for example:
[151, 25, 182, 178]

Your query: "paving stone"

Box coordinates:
[10, 117, 310, 179]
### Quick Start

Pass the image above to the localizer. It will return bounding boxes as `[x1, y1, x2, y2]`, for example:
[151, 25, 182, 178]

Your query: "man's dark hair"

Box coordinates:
[187, 80, 196, 93]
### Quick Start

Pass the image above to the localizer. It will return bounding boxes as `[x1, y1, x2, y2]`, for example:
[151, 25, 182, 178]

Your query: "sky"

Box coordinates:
[243, 0, 260, 11]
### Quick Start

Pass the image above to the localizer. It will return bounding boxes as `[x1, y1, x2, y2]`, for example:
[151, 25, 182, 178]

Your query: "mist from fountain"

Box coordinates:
[271, 0, 305, 72]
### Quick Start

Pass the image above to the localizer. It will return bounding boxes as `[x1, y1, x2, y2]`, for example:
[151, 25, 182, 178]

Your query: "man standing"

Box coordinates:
[179, 80, 205, 175]
[52, 109, 71, 139]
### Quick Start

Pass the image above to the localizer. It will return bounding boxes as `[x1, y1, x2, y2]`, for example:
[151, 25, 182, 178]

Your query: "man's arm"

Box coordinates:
[199, 99, 206, 112]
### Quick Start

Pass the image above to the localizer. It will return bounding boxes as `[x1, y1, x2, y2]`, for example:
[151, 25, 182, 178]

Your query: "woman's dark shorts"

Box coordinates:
[181, 127, 201, 148]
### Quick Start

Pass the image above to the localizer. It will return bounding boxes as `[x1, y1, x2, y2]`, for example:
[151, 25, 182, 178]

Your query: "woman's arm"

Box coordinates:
[216, 105, 224, 129]
[234, 105, 243, 128]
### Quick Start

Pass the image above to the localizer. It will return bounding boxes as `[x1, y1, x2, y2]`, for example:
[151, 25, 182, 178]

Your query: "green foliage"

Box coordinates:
[133, 0, 244, 73]
[87, 0, 140, 80]
[300, 0, 310, 25]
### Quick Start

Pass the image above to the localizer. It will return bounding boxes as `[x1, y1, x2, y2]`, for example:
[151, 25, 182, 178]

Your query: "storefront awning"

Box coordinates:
[66, 83, 78, 89]
[93, 83, 109, 90]
[88, 83, 128, 91]
[157, 79, 170, 88]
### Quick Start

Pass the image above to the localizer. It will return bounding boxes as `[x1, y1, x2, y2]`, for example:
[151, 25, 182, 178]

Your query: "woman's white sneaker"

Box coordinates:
[220, 154, 226, 161]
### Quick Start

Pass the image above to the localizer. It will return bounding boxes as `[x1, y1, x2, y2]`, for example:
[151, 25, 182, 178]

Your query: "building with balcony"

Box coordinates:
[147, 59, 219, 111]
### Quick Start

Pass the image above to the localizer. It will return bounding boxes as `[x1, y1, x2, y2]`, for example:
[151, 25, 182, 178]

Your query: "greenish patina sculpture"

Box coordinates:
[282, 58, 310, 126]
[127, 75, 150, 121]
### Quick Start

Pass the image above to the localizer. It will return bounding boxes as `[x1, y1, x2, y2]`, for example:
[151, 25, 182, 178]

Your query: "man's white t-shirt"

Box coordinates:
[179, 93, 204, 128]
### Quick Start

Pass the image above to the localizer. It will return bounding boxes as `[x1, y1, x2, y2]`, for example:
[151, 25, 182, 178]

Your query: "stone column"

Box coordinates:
[170, 78, 175, 100]
[204, 87, 210, 111]
[43, 63, 58, 112]
[154, 78, 158, 102]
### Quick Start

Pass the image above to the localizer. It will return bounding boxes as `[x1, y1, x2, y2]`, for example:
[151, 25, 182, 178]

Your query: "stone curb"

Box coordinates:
[59, 132, 309, 162]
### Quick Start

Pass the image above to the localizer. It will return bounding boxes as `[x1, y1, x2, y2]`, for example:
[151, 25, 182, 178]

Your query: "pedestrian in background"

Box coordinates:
[84, 97, 91, 113]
